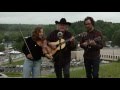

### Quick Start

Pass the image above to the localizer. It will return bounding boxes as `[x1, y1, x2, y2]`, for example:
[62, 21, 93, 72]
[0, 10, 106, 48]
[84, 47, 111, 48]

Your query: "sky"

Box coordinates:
[0, 12, 120, 24]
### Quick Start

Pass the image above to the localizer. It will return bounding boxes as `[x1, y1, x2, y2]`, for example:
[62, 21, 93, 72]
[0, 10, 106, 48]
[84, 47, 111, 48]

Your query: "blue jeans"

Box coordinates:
[23, 59, 42, 78]
[84, 58, 100, 78]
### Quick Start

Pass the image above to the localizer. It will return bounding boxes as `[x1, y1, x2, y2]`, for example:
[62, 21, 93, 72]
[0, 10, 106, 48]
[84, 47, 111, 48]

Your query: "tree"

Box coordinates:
[0, 44, 5, 51]
[0, 34, 4, 43]
[12, 37, 24, 52]
[112, 30, 120, 47]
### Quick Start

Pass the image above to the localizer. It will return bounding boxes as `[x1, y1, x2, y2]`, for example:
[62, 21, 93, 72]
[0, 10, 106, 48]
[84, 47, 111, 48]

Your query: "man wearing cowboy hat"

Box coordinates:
[47, 18, 76, 78]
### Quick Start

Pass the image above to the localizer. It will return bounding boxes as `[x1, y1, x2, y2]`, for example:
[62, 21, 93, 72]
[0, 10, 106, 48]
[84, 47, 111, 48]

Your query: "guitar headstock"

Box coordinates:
[77, 32, 87, 38]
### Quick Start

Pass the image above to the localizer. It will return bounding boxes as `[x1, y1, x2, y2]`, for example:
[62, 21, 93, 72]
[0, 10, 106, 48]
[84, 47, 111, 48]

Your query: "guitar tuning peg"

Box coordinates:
[82, 32, 87, 37]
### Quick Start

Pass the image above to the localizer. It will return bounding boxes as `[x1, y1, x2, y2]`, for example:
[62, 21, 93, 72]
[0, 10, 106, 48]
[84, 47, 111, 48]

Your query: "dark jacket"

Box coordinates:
[47, 30, 76, 64]
[22, 37, 43, 61]
[80, 29, 103, 60]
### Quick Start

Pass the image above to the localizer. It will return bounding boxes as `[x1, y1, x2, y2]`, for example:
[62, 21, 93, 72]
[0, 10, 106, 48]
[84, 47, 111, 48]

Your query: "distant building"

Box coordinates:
[0, 52, 5, 56]
[105, 41, 112, 48]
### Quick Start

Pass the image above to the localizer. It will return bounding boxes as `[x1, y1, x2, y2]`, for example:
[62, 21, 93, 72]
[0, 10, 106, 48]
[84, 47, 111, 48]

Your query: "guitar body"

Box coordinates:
[48, 33, 83, 57]
[46, 33, 85, 59]
[49, 38, 66, 51]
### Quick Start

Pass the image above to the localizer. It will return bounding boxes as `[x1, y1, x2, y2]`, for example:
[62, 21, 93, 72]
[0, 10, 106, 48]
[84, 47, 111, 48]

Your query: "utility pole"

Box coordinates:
[9, 53, 12, 64]
[113, 47, 114, 61]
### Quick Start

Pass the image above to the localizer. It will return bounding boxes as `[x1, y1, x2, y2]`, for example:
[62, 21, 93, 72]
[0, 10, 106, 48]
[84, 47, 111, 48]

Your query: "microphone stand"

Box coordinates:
[58, 36, 62, 77]
[59, 37, 62, 51]
[53, 35, 63, 62]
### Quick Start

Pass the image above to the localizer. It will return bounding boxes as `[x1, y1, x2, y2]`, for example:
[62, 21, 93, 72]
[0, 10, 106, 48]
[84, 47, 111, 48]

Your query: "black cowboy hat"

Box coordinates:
[55, 18, 71, 26]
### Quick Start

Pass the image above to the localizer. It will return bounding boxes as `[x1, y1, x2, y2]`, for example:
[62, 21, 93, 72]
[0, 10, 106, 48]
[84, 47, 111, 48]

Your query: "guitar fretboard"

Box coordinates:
[64, 32, 87, 43]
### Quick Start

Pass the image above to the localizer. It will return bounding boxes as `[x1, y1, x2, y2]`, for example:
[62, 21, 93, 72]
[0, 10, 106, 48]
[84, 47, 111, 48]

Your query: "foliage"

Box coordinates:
[112, 30, 120, 46]
[1, 20, 120, 51]
[0, 44, 5, 51]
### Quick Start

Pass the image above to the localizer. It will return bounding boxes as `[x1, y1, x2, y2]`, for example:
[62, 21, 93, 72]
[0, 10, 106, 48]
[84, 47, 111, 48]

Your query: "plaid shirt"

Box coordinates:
[80, 29, 103, 60]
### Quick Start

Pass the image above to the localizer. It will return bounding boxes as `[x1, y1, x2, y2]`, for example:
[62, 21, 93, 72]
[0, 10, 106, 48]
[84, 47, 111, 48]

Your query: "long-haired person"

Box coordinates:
[22, 26, 50, 78]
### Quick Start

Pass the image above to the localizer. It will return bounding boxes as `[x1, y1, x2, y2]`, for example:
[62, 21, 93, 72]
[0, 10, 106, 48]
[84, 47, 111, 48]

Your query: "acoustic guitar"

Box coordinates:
[46, 33, 102, 59]
[48, 32, 87, 55]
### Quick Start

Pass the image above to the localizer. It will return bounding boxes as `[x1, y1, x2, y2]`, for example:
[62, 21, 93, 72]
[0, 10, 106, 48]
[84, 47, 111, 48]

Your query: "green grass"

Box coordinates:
[1, 60, 24, 66]
[45, 67, 86, 78]
[99, 62, 120, 78]
[46, 62, 120, 78]
[2, 62, 120, 78]
[3, 72, 23, 77]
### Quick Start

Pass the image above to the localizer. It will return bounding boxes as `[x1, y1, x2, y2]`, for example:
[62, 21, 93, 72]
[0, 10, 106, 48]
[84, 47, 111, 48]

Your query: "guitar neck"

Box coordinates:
[64, 33, 81, 43]
[58, 33, 86, 45]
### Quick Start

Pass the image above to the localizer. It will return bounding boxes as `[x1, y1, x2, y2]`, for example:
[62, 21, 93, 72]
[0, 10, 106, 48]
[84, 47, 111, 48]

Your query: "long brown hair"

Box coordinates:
[32, 26, 45, 41]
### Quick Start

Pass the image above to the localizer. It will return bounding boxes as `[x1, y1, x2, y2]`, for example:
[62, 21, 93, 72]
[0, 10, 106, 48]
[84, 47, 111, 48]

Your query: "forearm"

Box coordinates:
[80, 44, 87, 49]
[90, 42, 103, 50]
[80, 41, 88, 49]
